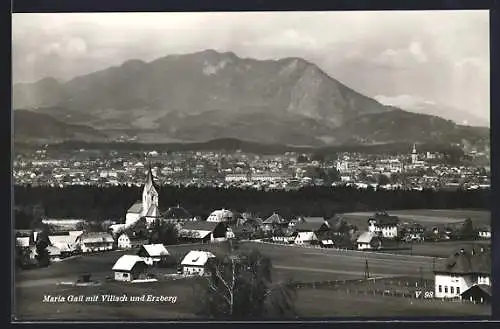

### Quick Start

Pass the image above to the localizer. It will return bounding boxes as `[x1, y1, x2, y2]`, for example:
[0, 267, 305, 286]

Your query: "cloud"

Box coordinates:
[11, 11, 489, 120]
[374, 94, 433, 109]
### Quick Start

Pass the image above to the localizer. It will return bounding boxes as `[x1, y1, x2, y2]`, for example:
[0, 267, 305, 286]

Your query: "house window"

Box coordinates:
[444, 286, 448, 293]
[438, 285, 442, 293]
[457, 287, 460, 295]
[451, 287, 454, 294]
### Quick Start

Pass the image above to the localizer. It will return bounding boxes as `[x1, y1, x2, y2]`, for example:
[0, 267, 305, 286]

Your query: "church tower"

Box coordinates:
[411, 144, 418, 164]
[141, 162, 159, 217]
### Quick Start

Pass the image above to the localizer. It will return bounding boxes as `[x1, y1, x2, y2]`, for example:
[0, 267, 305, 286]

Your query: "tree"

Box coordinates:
[377, 174, 390, 186]
[150, 220, 178, 245]
[196, 248, 297, 319]
[459, 218, 475, 240]
[35, 227, 50, 267]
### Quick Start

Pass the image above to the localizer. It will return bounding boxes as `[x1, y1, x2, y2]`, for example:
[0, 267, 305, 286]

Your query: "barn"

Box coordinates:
[112, 255, 148, 282]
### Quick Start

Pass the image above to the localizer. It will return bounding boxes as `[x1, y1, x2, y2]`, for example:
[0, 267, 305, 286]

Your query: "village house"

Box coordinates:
[162, 205, 194, 224]
[262, 212, 289, 233]
[76, 232, 114, 253]
[137, 244, 169, 266]
[206, 209, 234, 223]
[112, 255, 148, 282]
[356, 232, 382, 250]
[434, 246, 491, 303]
[368, 212, 399, 239]
[178, 221, 227, 243]
[294, 231, 319, 245]
[16, 230, 35, 248]
[180, 250, 216, 276]
[477, 225, 491, 239]
[117, 233, 148, 249]
[49, 231, 81, 256]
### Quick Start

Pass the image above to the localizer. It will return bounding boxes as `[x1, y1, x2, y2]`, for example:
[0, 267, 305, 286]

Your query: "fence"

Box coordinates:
[290, 277, 489, 305]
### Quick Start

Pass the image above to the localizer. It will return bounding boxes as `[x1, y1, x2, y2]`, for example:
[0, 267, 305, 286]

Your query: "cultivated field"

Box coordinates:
[342, 209, 490, 231]
[16, 239, 488, 320]
[378, 240, 490, 258]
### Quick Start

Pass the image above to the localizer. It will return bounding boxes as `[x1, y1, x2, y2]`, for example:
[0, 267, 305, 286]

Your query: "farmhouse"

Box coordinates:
[16, 230, 34, 247]
[320, 239, 335, 248]
[477, 226, 491, 239]
[49, 232, 80, 256]
[162, 205, 194, 224]
[294, 231, 319, 245]
[262, 212, 288, 232]
[137, 244, 169, 266]
[206, 209, 234, 223]
[178, 221, 227, 243]
[47, 245, 62, 261]
[434, 246, 491, 302]
[112, 255, 148, 282]
[76, 232, 114, 253]
[368, 212, 399, 239]
[180, 250, 216, 276]
[117, 233, 148, 249]
[356, 232, 382, 250]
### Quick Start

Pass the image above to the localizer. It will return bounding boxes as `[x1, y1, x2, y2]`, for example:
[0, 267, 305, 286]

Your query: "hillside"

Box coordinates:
[13, 49, 489, 147]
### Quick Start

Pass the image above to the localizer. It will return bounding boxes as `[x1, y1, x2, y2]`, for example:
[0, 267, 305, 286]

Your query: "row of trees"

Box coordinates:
[14, 185, 489, 227]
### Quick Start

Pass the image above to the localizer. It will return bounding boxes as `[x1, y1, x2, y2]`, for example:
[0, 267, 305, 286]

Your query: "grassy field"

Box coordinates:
[379, 240, 490, 258]
[14, 237, 490, 320]
[342, 209, 490, 231]
[296, 289, 490, 318]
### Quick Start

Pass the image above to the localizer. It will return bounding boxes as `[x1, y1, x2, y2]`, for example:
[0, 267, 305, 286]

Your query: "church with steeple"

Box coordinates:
[125, 163, 161, 227]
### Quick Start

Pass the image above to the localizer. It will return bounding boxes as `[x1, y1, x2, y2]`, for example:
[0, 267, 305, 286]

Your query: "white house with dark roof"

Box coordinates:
[206, 209, 234, 222]
[180, 250, 216, 276]
[178, 221, 227, 243]
[137, 244, 169, 266]
[368, 212, 399, 239]
[294, 231, 319, 245]
[434, 246, 491, 301]
[125, 164, 161, 227]
[356, 232, 382, 250]
[112, 255, 148, 282]
[76, 232, 114, 253]
[117, 233, 148, 249]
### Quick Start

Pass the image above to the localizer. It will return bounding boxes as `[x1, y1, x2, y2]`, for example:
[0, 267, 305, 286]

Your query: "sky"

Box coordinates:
[12, 11, 490, 122]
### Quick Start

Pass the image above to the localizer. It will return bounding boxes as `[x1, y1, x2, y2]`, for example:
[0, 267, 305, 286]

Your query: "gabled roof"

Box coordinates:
[163, 206, 192, 219]
[436, 245, 491, 275]
[180, 250, 216, 266]
[263, 213, 286, 224]
[140, 244, 169, 257]
[112, 255, 145, 272]
[295, 231, 318, 241]
[357, 231, 377, 244]
[145, 204, 160, 217]
[368, 212, 399, 226]
[127, 201, 143, 214]
[294, 221, 327, 232]
[78, 232, 114, 243]
[461, 284, 491, 297]
[181, 221, 221, 232]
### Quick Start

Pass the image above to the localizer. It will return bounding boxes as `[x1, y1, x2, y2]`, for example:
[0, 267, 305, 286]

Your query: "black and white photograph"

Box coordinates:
[12, 10, 491, 320]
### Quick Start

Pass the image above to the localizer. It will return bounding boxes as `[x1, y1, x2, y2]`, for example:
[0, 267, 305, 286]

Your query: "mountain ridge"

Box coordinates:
[13, 49, 489, 148]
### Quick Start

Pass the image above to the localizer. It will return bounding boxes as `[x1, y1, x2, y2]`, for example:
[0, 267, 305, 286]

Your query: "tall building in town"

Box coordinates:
[125, 163, 160, 226]
[411, 144, 418, 164]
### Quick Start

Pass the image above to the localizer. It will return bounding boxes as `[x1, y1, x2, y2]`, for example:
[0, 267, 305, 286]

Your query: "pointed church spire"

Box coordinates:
[146, 160, 154, 186]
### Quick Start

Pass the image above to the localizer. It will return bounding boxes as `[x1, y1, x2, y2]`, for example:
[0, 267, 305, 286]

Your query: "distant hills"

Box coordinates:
[13, 49, 489, 148]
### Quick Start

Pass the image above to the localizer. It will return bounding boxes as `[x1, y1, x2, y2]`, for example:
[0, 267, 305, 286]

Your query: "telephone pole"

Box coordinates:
[364, 259, 370, 279]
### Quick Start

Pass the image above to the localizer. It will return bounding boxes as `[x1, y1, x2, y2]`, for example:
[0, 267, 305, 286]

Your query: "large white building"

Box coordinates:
[434, 246, 491, 301]
[367, 212, 399, 239]
[125, 164, 161, 227]
[206, 209, 234, 222]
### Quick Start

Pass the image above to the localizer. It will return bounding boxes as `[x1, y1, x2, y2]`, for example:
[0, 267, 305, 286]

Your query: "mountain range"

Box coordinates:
[13, 49, 489, 148]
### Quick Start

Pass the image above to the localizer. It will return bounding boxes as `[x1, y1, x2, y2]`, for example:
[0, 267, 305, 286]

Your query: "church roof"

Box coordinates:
[145, 204, 160, 217]
[127, 201, 143, 214]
